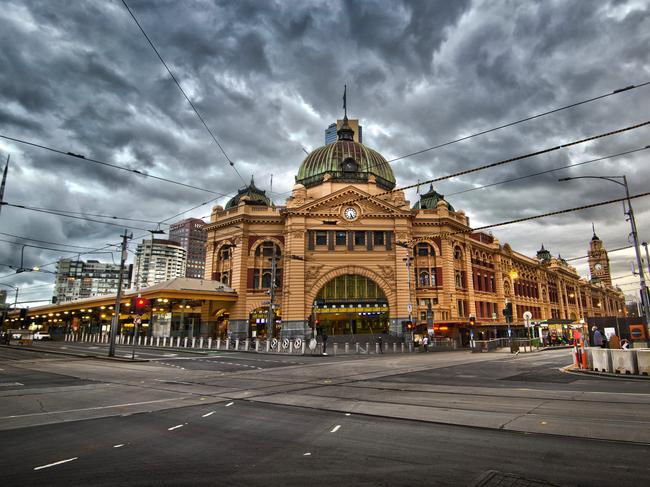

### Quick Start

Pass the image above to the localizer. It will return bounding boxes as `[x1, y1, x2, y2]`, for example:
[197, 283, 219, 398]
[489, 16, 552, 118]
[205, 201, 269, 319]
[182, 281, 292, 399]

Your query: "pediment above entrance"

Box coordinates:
[287, 186, 410, 218]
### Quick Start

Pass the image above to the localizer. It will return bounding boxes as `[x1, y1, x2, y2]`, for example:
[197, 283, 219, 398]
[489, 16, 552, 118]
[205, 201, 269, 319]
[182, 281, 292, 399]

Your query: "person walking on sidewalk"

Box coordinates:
[421, 334, 429, 352]
[592, 326, 603, 347]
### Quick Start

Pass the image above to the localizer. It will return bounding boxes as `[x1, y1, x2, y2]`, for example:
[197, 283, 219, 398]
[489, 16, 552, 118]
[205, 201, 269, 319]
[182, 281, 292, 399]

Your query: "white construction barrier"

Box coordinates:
[611, 350, 638, 375]
[591, 348, 612, 373]
[637, 350, 650, 376]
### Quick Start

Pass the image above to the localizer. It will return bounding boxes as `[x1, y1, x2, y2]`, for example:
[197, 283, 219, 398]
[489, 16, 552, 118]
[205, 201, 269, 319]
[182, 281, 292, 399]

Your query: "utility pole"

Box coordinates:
[402, 252, 414, 324]
[266, 250, 278, 341]
[109, 230, 131, 357]
[0, 154, 8, 218]
[642, 242, 650, 281]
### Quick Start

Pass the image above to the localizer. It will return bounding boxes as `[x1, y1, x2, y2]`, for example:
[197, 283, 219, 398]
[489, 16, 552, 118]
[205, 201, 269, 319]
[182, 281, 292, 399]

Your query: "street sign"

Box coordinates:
[407, 303, 413, 313]
[262, 301, 271, 305]
[133, 316, 142, 326]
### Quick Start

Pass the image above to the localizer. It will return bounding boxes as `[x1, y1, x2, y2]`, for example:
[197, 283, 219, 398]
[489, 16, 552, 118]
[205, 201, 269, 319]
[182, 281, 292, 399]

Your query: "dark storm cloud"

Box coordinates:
[0, 0, 649, 303]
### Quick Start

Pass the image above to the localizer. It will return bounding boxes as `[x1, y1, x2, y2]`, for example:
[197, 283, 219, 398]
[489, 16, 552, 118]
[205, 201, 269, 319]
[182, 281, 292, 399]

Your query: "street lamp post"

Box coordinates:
[559, 175, 650, 333]
[402, 253, 414, 326]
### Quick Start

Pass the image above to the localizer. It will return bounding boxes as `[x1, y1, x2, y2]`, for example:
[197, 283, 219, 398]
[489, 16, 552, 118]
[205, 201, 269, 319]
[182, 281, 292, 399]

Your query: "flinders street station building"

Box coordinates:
[204, 117, 625, 342]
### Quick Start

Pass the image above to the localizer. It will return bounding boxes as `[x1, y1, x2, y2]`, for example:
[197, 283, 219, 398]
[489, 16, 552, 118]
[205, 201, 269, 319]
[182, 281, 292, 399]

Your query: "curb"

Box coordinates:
[560, 363, 650, 381]
[0, 344, 148, 363]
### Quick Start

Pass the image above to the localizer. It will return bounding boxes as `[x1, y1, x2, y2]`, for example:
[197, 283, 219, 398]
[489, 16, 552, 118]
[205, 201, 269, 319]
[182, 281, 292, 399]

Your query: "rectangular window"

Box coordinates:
[420, 311, 427, 321]
[335, 231, 347, 246]
[315, 231, 327, 246]
[373, 231, 385, 246]
[354, 231, 366, 246]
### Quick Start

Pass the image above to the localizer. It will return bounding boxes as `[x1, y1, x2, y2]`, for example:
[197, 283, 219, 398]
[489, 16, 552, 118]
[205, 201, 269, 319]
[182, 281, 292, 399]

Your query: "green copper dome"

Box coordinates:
[413, 184, 455, 211]
[296, 119, 395, 190]
[225, 176, 271, 209]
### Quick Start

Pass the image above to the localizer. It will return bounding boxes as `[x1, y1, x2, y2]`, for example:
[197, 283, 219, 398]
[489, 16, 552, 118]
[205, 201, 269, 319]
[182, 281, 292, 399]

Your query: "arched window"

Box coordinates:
[251, 241, 283, 290]
[419, 270, 430, 287]
[213, 242, 234, 283]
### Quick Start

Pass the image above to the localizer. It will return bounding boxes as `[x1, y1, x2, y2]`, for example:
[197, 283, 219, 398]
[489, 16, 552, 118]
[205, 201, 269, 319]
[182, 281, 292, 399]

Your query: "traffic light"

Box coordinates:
[131, 297, 151, 315]
[469, 315, 476, 327]
[19, 308, 27, 319]
[503, 302, 513, 323]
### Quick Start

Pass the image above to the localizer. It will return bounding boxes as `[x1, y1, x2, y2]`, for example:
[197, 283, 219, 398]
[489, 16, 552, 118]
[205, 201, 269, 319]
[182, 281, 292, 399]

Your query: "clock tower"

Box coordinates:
[588, 225, 612, 286]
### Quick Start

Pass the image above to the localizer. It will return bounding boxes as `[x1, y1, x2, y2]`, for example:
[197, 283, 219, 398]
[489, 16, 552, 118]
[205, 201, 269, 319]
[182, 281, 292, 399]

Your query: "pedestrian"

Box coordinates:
[608, 333, 621, 349]
[421, 334, 428, 352]
[591, 326, 603, 347]
[377, 334, 384, 354]
[322, 330, 328, 356]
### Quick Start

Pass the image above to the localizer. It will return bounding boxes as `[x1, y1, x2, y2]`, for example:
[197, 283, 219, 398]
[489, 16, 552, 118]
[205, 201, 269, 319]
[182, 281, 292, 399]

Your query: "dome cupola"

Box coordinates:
[413, 184, 455, 211]
[224, 176, 271, 209]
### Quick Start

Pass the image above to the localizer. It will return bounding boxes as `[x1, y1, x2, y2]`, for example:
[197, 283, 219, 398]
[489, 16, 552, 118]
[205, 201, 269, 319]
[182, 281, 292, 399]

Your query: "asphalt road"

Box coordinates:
[2, 400, 649, 487]
[1, 345, 649, 486]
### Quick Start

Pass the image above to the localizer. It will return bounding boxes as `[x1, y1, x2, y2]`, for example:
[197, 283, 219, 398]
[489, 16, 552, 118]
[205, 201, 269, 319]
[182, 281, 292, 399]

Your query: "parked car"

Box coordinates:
[33, 332, 51, 341]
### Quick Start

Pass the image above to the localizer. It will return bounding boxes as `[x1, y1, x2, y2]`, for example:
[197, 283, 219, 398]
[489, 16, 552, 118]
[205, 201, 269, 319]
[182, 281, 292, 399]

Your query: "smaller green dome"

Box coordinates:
[413, 184, 454, 211]
[225, 176, 271, 209]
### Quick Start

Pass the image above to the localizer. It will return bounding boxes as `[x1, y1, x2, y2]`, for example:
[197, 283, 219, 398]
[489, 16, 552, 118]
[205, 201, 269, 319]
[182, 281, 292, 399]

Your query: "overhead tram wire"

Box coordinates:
[13, 206, 172, 226]
[0, 134, 233, 198]
[564, 245, 635, 262]
[0, 232, 104, 251]
[384, 82, 650, 166]
[1, 202, 153, 232]
[408, 192, 650, 244]
[120, 0, 246, 186]
[345, 120, 650, 207]
[446, 146, 650, 197]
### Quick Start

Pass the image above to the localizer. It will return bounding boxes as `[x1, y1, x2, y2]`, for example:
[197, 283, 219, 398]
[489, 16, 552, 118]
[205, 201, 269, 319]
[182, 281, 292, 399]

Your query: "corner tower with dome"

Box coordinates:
[203, 115, 625, 344]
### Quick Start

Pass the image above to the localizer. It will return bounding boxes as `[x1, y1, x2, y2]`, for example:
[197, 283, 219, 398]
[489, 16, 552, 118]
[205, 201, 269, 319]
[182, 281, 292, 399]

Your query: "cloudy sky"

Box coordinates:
[1, 0, 649, 306]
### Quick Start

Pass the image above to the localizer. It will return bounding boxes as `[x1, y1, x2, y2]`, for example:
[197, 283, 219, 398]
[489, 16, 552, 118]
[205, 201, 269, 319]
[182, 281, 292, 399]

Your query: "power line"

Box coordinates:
[385, 82, 650, 164]
[2, 202, 153, 231]
[120, 0, 246, 185]
[0, 232, 101, 251]
[411, 191, 650, 242]
[13, 206, 171, 225]
[0, 133, 233, 198]
[565, 245, 635, 262]
[446, 146, 650, 197]
[346, 120, 650, 206]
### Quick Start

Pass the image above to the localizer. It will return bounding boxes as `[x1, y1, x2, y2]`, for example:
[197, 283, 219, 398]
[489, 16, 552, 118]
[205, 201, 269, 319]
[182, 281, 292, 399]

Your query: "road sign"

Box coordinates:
[133, 316, 142, 326]
[407, 303, 413, 313]
[262, 301, 271, 305]
[523, 311, 532, 320]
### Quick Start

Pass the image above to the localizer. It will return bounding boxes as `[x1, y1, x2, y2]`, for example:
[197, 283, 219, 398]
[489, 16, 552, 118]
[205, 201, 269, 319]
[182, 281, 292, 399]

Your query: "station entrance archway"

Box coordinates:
[313, 274, 389, 335]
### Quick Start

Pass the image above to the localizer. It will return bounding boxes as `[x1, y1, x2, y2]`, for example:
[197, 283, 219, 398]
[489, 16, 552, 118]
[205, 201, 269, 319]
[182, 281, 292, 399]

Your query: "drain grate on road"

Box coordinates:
[468, 469, 572, 487]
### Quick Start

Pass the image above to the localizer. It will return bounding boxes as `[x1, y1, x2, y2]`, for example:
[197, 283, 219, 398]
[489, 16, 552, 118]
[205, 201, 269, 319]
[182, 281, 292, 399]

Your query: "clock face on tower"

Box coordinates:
[343, 207, 358, 221]
[594, 263, 603, 271]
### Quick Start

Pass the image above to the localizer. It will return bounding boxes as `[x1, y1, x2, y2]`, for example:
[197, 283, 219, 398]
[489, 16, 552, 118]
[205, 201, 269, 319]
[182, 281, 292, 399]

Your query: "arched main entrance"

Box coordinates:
[313, 274, 389, 336]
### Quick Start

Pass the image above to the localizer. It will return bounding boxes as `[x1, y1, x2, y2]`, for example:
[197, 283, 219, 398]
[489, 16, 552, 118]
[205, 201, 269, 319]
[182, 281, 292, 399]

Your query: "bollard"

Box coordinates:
[176, 336, 181, 348]
[375, 343, 380, 354]
[225, 339, 230, 350]
[393, 343, 397, 353]
[235, 339, 239, 350]
[191, 337, 196, 348]
[333, 342, 337, 356]
[366, 342, 370, 354]
[355, 343, 360, 354]
[345, 342, 349, 354]
[266, 340, 270, 352]
[401, 343, 404, 353]
[245, 339, 250, 351]
[162, 337, 167, 347]
[183, 337, 188, 348]
[289, 341, 293, 354]
[216, 338, 221, 350]
[199, 337, 204, 349]
[208, 338, 212, 349]
[255, 340, 260, 352]
[301, 342, 306, 355]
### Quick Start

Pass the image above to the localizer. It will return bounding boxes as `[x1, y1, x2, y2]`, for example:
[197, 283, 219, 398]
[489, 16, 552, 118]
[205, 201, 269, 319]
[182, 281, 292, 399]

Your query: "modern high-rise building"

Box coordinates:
[325, 119, 362, 144]
[132, 239, 187, 289]
[54, 258, 132, 303]
[169, 218, 207, 279]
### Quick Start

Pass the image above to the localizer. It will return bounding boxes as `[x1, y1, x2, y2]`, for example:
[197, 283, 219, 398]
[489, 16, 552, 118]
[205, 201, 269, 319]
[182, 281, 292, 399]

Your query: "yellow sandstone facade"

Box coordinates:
[204, 118, 625, 341]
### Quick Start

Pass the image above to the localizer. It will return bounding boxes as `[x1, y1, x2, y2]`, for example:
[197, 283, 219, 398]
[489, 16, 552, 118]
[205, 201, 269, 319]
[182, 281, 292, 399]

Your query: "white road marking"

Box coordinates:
[113, 444, 125, 448]
[34, 457, 78, 470]
[345, 413, 351, 416]
[2, 397, 188, 419]
[225, 402, 234, 407]
[202, 411, 216, 417]
[0, 382, 24, 387]
[303, 452, 312, 456]
[331, 425, 341, 433]
[168, 424, 184, 431]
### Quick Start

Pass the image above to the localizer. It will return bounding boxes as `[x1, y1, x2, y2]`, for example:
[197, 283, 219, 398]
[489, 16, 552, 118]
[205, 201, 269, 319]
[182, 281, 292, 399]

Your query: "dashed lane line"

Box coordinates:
[225, 402, 234, 407]
[331, 425, 341, 433]
[113, 444, 125, 448]
[34, 458, 78, 471]
[202, 411, 216, 417]
[168, 424, 184, 431]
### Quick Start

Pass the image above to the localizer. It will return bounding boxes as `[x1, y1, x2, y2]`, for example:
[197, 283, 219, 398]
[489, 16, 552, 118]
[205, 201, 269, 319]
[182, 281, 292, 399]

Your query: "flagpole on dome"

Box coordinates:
[343, 84, 347, 119]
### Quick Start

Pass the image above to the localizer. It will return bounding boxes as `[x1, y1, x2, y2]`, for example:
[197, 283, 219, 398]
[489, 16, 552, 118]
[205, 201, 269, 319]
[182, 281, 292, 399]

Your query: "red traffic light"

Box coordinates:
[131, 297, 151, 315]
